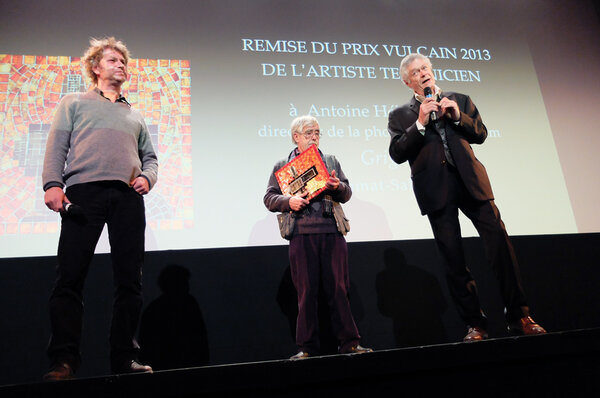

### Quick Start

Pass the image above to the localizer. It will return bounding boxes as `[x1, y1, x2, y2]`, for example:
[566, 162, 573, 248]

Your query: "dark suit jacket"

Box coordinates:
[388, 92, 494, 215]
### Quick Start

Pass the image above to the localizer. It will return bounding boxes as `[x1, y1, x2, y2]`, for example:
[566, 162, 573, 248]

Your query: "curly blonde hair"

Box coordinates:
[82, 37, 130, 85]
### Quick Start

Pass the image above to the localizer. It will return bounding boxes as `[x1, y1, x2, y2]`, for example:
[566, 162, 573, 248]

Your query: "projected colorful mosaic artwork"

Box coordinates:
[0, 54, 193, 235]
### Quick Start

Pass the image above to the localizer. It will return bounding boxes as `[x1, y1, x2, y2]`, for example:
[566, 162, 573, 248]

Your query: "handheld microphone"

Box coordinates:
[423, 86, 437, 121]
[63, 203, 83, 216]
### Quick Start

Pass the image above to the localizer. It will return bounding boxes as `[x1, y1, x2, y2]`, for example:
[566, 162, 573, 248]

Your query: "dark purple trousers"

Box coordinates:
[288, 233, 360, 354]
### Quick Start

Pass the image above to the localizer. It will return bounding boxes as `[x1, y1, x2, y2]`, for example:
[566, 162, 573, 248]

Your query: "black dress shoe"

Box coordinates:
[463, 327, 488, 342]
[341, 345, 373, 354]
[114, 360, 153, 374]
[290, 351, 310, 360]
[43, 362, 74, 381]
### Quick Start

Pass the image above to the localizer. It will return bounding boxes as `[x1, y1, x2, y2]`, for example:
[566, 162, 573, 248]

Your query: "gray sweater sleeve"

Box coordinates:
[263, 160, 292, 213]
[42, 94, 75, 190]
[324, 154, 352, 204]
[137, 117, 158, 189]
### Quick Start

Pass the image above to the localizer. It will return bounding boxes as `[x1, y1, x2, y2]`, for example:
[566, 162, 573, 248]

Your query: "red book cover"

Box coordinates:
[275, 145, 330, 201]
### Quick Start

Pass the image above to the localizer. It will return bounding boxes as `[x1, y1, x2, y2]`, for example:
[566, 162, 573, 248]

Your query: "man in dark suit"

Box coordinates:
[387, 53, 545, 341]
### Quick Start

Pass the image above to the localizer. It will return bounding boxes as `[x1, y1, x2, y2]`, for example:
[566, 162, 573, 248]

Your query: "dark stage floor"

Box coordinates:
[2, 328, 599, 398]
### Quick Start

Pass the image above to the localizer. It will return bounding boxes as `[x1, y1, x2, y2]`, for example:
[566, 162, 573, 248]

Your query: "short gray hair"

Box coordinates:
[400, 53, 432, 81]
[290, 115, 318, 145]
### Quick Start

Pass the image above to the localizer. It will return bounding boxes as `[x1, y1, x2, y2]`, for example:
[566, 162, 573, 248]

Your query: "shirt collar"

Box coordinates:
[93, 87, 131, 107]
[414, 85, 442, 103]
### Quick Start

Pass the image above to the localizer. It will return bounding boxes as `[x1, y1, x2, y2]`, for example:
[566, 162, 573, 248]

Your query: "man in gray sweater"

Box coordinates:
[42, 37, 158, 380]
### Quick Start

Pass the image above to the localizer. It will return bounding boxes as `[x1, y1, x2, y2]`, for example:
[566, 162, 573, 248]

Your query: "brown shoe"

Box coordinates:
[290, 351, 310, 360]
[341, 345, 373, 354]
[509, 316, 546, 336]
[114, 360, 153, 374]
[43, 362, 73, 381]
[463, 327, 488, 342]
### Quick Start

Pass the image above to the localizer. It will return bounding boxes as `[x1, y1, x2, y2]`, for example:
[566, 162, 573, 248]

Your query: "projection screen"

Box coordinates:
[0, 0, 599, 258]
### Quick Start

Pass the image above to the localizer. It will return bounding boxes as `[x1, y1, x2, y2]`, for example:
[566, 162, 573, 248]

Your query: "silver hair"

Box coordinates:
[290, 115, 319, 145]
[400, 53, 432, 82]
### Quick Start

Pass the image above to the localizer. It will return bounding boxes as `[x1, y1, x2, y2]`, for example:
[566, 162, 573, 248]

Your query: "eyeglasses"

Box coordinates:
[301, 129, 321, 138]
[409, 64, 431, 78]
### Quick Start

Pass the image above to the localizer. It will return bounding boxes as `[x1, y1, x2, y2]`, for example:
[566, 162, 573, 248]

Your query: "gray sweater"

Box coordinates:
[42, 89, 158, 191]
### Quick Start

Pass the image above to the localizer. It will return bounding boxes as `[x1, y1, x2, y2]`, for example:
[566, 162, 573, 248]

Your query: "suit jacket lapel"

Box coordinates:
[408, 96, 420, 119]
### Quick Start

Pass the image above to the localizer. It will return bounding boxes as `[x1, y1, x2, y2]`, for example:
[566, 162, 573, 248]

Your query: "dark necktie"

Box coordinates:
[432, 117, 455, 166]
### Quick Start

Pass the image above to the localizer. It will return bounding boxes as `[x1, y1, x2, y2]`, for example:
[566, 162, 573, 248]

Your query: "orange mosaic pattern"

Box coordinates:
[0, 54, 193, 235]
[275, 145, 329, 201]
